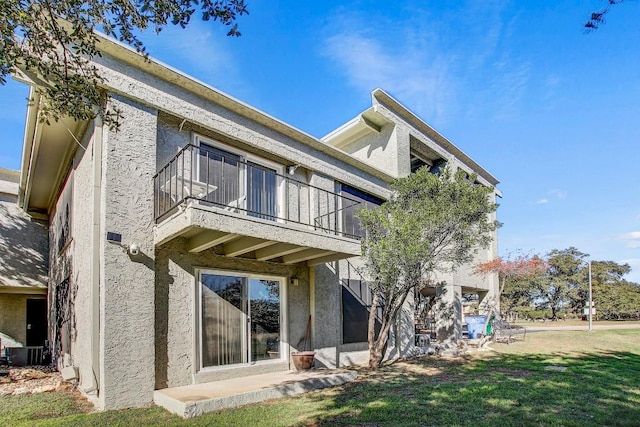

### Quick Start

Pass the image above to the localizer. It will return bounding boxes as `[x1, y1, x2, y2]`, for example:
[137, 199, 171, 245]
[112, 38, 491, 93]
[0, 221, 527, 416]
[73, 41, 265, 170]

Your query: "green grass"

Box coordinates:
[2, 329, 640, 426]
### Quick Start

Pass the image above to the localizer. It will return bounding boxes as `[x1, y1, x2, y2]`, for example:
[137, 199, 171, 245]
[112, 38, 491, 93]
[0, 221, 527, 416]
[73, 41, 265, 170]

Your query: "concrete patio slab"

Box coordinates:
[154, 369, 358, 418]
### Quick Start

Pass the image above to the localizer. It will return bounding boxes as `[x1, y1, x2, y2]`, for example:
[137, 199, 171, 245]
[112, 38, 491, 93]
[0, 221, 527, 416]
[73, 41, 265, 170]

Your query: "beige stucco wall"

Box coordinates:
[337, 122, 401, 178]
[0, 294, 27, 345]
[46, 124, 98, 401]
[97, 96, 157, 410]
[95, 51, 391, 201]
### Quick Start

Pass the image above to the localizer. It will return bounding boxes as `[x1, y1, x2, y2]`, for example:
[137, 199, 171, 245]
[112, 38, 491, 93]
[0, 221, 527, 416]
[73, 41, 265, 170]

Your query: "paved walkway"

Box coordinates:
[154, 369, 357, 419]
[525, 323, 640, 332]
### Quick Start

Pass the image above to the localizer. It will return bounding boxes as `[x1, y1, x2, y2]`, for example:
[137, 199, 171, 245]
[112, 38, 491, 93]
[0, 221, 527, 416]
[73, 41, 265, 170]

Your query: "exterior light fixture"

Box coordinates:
[128, 243, 140, 256]
[287, 165, 300, 175]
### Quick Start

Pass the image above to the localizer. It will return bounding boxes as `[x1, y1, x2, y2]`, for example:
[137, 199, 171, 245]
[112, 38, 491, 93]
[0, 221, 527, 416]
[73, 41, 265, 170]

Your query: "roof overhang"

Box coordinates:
[321, 108, 392, 149]
[19, 87, 87, 216]
[371, 88, 500, 187]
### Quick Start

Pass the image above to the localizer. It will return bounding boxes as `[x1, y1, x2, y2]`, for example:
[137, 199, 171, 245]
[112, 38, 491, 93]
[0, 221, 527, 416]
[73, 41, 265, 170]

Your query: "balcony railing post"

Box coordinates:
[182, 149, 187, 202]
[334, 192, 338, 235]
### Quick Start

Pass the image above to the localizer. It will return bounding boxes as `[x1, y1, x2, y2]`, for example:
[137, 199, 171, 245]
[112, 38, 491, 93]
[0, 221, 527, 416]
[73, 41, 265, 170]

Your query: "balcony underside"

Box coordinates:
[154, 203, 361, 265]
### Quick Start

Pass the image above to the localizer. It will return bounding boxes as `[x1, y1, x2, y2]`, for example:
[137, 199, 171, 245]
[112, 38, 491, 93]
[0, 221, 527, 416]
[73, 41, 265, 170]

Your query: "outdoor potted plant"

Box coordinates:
[291, 315, 315, 370]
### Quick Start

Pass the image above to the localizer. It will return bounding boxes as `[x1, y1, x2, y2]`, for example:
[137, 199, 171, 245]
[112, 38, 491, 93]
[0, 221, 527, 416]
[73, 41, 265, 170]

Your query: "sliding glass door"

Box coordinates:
[198, 144, 242, 209]
[196, 139, 281, 220]
[247, 162, 278, 220]
[249, 278, 281, 362]
[200, 272, 283, 368]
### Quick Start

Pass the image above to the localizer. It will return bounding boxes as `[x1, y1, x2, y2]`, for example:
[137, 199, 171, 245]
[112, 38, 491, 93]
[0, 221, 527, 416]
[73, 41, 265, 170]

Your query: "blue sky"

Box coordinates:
[2, 0, 640, 281]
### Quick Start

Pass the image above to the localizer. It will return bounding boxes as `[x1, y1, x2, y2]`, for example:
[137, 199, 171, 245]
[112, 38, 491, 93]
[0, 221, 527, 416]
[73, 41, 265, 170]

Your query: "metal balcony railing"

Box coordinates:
[154, 144, 363, 239]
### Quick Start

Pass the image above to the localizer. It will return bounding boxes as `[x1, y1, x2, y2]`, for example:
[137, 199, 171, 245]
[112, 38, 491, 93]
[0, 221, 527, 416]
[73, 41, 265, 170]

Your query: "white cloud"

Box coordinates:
[491, 58, 532, 120]
[534, 189, 565, 205]
[137, 21, 241, 90]
[618, 232, 640, 248]
[321, 28, 453, 125]
[320, 4, 530, 126]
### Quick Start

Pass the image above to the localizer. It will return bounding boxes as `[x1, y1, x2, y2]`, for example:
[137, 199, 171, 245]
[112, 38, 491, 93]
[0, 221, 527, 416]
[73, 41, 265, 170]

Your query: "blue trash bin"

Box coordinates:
[464, 315, 488, 339]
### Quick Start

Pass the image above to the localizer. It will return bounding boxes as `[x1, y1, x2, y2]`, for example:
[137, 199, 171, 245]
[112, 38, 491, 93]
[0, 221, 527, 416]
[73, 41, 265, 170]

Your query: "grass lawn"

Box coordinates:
[2, 329, 639, 426]
[513, 319, 640, 328]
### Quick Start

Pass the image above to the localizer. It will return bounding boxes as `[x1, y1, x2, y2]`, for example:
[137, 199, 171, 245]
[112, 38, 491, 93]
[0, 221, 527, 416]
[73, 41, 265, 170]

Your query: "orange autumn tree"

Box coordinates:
[475, 254, 547, 317]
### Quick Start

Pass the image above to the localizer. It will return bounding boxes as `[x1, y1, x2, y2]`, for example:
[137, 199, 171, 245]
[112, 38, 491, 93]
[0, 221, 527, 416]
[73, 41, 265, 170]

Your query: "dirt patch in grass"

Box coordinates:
[0, 366, 64, 396]
[0, 366, 94, 419]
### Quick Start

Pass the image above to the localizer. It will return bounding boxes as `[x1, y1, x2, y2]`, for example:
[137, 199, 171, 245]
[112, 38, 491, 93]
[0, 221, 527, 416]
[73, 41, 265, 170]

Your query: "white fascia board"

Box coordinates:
[19, 88, 40, 210]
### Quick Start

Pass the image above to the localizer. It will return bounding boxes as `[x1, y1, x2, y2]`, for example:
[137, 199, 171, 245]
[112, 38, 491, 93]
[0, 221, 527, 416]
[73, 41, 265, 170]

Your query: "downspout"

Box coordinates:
[84, 117, 103, 394]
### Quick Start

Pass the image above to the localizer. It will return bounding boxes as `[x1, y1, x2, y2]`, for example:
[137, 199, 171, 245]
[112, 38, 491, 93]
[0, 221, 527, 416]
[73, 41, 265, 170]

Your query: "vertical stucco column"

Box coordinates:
[435, 281, 462, 342]
[99, 96, 157, 409]
[308, 172, 341, 368]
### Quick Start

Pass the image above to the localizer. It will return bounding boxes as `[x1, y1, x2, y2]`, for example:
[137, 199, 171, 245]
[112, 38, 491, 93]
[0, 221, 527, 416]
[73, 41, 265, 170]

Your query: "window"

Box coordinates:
[341, 184, 384, 238]
[342, 279, 382, 344]
[195, 136, 283, 220]
[410, 153, 447, 175]
[199, 271, 284, 368]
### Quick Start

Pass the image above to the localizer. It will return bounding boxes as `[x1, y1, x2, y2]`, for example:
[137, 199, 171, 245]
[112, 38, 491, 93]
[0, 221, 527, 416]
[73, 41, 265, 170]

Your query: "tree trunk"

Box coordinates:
[368, 287, 413, 369]
[367, 292, 381, 368]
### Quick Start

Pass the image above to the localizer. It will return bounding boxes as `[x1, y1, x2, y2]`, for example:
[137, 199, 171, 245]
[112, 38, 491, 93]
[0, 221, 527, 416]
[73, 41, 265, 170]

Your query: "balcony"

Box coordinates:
[153, 144, 363, 264]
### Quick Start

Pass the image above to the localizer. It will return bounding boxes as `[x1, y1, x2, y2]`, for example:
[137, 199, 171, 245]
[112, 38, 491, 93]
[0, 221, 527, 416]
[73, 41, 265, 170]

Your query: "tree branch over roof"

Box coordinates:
[0, 0, 248, 129]
[585, 0, 627, 31]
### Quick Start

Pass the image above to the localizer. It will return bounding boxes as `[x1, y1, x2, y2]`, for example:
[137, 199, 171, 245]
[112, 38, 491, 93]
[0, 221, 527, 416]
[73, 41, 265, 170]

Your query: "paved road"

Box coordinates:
[524, 323, 640, 332]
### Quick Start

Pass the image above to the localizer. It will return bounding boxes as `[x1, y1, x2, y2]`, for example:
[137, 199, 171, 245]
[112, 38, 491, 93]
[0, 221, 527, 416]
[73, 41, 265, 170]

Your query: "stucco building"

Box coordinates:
[15, 35, 499, 410]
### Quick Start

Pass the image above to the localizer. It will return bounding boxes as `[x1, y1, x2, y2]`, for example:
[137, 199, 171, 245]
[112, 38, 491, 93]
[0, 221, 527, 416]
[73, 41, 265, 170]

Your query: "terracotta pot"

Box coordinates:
[291, 351, 315, 370]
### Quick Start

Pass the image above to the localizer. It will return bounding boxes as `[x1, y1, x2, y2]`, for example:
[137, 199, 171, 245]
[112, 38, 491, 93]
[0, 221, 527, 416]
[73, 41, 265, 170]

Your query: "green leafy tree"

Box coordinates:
[358, 167, 499, 368]
[538, 247, 588, 320]
[1, 0, 248, 128]
[586, 261, 640, 319]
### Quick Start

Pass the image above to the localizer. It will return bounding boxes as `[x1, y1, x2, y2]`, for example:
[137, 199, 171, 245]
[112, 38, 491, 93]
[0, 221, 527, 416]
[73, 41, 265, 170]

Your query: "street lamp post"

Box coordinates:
[587, 260, 593, 332]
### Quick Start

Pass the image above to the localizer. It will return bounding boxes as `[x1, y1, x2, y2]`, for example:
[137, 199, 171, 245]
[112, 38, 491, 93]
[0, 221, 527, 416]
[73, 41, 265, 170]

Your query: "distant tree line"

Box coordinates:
[477, 247, 640, 321]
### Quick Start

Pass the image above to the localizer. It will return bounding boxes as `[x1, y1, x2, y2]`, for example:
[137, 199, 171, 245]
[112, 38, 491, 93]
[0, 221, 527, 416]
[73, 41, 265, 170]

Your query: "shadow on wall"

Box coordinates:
[0, 202, 49, 288]
[154, 244, 175, 390]
[51, 270, 78, 367]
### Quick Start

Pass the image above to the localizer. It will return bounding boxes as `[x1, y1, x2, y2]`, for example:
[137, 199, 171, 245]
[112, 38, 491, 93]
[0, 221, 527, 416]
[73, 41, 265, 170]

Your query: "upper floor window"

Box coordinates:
[410, 153, 447, 175]
[341, 184, 385, 238]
